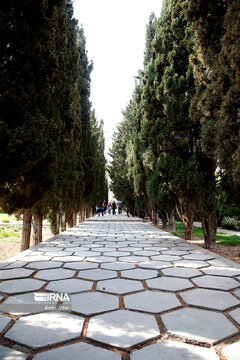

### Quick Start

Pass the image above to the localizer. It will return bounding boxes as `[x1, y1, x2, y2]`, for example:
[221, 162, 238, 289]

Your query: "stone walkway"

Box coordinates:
[0, 215, 239, 359]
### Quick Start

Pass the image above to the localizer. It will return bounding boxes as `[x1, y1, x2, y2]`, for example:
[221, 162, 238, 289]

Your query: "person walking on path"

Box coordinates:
[107, 203, 112, 214]
[117, 200, 123, 215]
[112, 201, 116, 215]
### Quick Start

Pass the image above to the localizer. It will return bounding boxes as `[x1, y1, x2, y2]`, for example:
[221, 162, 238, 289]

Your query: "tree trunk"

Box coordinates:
[152, 209, 159, 225]
[32, 207, 43, 246]
[61, 212, 66, 232]
[86, 207, 92, 219]
[161, 213, 167, 229]
[181, 202, 194, 240]
[21, 208, 32, 251]
[201, 213, 217, 249]
[52, 211, 60, 235]
[73, 212, 77, 226]
[168, 210, 176, 231]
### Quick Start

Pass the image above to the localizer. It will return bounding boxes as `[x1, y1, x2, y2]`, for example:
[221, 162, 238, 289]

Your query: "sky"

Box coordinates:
[73, 0, 163, 158]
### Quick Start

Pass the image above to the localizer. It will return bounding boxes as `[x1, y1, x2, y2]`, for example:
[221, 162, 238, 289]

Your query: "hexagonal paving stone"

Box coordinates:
[26, 261, 63, 270]
[22, 255, 52, 262]
[3, 261, 28, 269]
[0, 279, 45, 294]
[74, 250, 101, 257]
[101, 262, 135, 271]
[119, 256, 149, 263]
[180, 288, 240, 310]
[161, 308, 238, 345]
[229, 308, 240, 325]
[147, 277, 194, 292]
[173, 260, 209, 268]
[208, 259, 228, 267]
[121, 268, 158, 280]
[5, 311, 84, 349]
[0, 292, 58, 315]
[151, 255, 182, 262]
[132, 250, 160, 257]
[0, 314, 11, 333]
[161, 250, 188, 256]
[0, 267, 35, 280]
[233, 289, 240, 299]
[222, 341, 240, 360]
[0, 345, 28, 360]
[52, 255, 85, 262]
[139, 260, 172, 270]
[97, 278, 143, 294]
[34, 268, 75, 281]
[192, 275, 240, 291]
[78, 269, 117, 281]
[87, 309, 159, 347]
[71, 292, 119, 315]
[45, 278, 93, 293]
[63, 262, 98, 270]
[131, 340, 220, 360]
[125, 290, 181, 313]
[161, 267, 201, 278]
[86, 256, 115, 263]
[201, 266, 240, 277]
[33, 342, 121, 360]
[182, 253, 214, 261]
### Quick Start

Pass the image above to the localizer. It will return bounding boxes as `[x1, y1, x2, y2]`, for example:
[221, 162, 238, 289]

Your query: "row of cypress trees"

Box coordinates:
[0, 0, 108, 250]
[109, 0, 240, 248]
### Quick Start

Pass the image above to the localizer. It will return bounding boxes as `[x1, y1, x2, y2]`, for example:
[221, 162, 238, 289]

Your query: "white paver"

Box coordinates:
[78, 269, 117, 281]
[139, 261, 172, 270]
[192, 275, 240, 291]
[119, 256, 149, 263]
[228, 308, 240, 325]
[3, 261, 28, 269]
[201, 266, 240, 277]
[86, 256, 115, 263]
[45, 278, 93, 293]
[101, 262, 135, 271]
[26, 261, 63, 270]
[183, 254, 214, 261]
[173, 260, 209, 268]
[52, 255, 85, 262]
[0, 345, 28, 360]
[161, 267, 201, 278]
[87, 310, 159, 347]
[121, 268, 158, 280]
[33, 342, 121, 360]
[97, 278, 144, 294]
[34, 268, 75, 281]
[71, 292, 119, 315]
[131, 340, 220, 360]
[124, 290, 181, 313]
[233, 289, 240, 299]
[180, 288, 240, 310]
[151, 255, 182, 262]
[161, 308, 238, 345]
[0, 314, 11, 333]
[222, 341, 240, 360]
[0, 279, 45, 294]
[0, 268, 34, 280]
[63, 262, 98, 270]
[147, 277, 194, 292]
[5, 312, 84, 349]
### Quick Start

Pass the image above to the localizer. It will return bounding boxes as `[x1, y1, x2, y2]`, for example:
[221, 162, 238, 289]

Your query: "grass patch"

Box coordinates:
[170, 221, 240, 246]
[0, 213, 17, 223]
[0, 225, 21, 243]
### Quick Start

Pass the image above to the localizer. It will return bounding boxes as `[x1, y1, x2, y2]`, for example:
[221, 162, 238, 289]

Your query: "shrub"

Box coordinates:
[221, 216, 240, 231]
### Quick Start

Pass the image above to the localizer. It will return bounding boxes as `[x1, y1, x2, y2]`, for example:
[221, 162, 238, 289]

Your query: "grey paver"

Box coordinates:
[139, 260, 172, 270]
[192, 275, 240, 290]
[173, 260, 209, 268]
[45, 278, 93, 293]
[86, 256, 115, 263]
[131, 340, 220, 360]
[87, 309, 159, 347]
[97, 278, 143, 294]
[161, 308, 238, 345]
[26, 261, 63, 270]
[228, 308, 240, 325]
[0, 314, 11, 333]
[22, 255, 52, 262]
[78, 268, 117, 281]
[71, 292, 119, 315]
[222, 341, 240, 360]
[0, 268, 34, 280]
[5, 312, 84, 349]
[180, 288, 239, 310]
[201, 266, 240, 277]
[119, 256, 149, 263]
[3, 261, 28, 269]
[34, 268, 75, 281]
[132, 250, 160, 257]
[74, 250, 101, 257]
[124, 290, 181, 313]
[33, 342, 121, 360]
[121, 268, 158, 280]
[161, 267, 201, 278]
[102, 251, 131, 257]
[63, 262, 98, 270]
[151, 255, 182, 262]
[0, 345, 28, 360]
[233, 289, 240, 299]
[52, 255, 85, 262]
[101, 262, 135, 271]
[0, 278, 45, 294]
[182, 254, 214, 261]
[147, 277, 194, 292]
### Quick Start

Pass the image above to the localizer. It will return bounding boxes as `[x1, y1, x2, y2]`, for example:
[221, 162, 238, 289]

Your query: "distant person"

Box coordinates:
[97, 207, 104, 216]
[117, 200, 123, 215]
[112, 201, 116, 215]
[107, 203, 112, 214]
[102, 200, 107, 214]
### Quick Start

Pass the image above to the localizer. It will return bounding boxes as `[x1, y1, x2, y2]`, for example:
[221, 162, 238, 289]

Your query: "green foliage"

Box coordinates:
[0, 226, 21, 242]
[221, 217, 240, 231]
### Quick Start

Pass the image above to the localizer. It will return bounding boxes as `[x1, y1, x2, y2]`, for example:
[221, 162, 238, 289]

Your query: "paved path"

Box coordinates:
[0, 215, 239, 359]
[193, 222, 240, 237]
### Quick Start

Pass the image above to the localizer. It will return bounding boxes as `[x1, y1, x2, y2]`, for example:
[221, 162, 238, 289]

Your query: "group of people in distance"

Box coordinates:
[93, 200, 123, 216]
